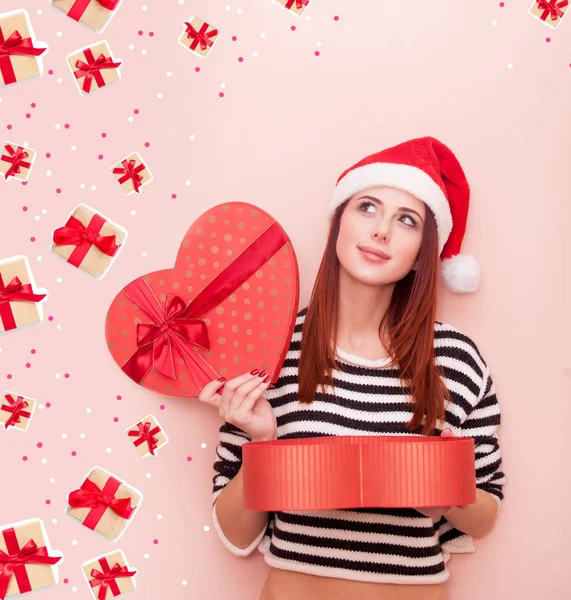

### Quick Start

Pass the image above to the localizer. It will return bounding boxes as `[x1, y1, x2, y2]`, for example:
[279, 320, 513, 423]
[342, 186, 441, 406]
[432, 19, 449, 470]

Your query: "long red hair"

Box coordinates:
[298, 197, 451, 436]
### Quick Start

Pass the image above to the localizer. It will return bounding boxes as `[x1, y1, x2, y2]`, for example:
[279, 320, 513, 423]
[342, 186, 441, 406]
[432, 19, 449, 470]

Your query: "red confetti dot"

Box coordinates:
[30, 237, 36, 242]
[26, 113, 31, 119]
[31, 102, 36, 108]
[149, 31, 154, 37]
[138, 30, 143, 35]
[26, 363, 31, 368]
[171, 193, 177, 199]
[71, 451, 77, 456]
[113, 417, 119, 422]
[101, 132, 107, 138]
[238, 57, 244, 62]
[7, 124, 12, 130]
[63, 579, 69, 584]
[64, 373, 70, 378]
[48, 69, 54, 75]
[56, 188, 62, 194]
[219, 92, 224, 98]
[134, 109, 139, 114]
[22, 206, 28, 211]
[160, 404, 165, 410]
[22, 456, 28, 461]
[45, 499, 51, 505]
[186, 456, 192, 462]
[153, 539, 158, 545]
[232, 36, 237, 41]
[64, 123, 70, 128]
[46, 402, 51, 408]
[117, 395, 122, 400]
[37, 442, 43, 448]
[144, 142, 150, 147]
[7, 374, 12, 379]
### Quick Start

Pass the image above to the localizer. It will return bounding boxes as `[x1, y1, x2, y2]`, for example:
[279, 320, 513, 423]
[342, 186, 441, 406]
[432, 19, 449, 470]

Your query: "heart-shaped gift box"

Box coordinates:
[105, 202, 300, 397]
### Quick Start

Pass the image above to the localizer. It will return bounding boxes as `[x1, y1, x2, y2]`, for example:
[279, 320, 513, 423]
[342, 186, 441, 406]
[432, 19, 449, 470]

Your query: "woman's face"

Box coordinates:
[336, 186, 427, 286]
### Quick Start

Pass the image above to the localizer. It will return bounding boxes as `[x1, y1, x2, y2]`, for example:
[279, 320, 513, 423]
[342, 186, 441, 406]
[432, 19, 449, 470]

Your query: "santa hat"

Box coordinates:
[328, 136, 480, 293]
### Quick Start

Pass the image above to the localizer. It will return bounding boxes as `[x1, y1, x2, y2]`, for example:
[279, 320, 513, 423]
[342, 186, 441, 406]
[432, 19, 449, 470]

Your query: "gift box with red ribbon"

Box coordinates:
[66, 40, 122, 96]
[178, 16, 220, 58]
[0, 143, 36, 182]
[0, 256, 48, 335]
[110, 152, 153, 195]
[529, 0, 569, 27]
[51, 204, 127, 279]
[0, 9, 48, 88]
[105, 201, 300, 398]
[51, 0, 124, 33]
[82, 550, 136, 600]
[273, 0, 311, 16]
[0, 518, 63, 599]
[66, 466, 143, 542]
[0, 392, 36, 432]
[125, 414, 168, 458]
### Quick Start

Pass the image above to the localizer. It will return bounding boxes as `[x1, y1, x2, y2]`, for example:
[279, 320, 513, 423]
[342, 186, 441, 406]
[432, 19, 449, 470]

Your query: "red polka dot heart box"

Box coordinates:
[242, 435, 477, 511]
[105, 202, 300, 398]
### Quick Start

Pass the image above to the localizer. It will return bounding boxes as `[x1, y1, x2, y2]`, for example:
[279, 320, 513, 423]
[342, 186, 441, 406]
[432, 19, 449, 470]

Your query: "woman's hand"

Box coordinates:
[197, 369, 278, 443]
[415, 427, 468, 520]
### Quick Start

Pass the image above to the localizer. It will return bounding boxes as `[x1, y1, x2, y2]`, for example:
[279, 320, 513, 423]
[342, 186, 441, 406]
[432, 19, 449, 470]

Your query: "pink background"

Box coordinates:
[1, 0, 570, 598]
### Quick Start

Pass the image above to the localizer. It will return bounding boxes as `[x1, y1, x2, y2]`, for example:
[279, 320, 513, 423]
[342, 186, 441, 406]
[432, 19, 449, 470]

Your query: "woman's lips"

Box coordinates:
[359, 247, 389, 262]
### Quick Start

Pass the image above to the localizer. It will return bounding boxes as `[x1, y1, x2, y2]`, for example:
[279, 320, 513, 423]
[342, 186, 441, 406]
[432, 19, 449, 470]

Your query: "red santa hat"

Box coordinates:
[327, 136, 480, 293]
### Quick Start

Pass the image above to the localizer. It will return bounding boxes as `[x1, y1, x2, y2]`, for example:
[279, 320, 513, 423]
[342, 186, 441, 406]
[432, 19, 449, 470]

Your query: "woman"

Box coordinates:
[200, 136, 506, 600]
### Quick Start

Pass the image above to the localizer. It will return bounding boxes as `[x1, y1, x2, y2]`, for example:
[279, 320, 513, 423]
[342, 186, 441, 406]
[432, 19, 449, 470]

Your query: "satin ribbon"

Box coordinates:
[284, 0, 310, 9]
[74, 47, 121, 94]
[0, 28, 47, 86]
[2, 394, 31, 430]
[1, 145, 31, 180]
[68, 475, 136, 531]
[53, 214, 120, 268]
[0, 528, 62, 600]
[119, 221, 288, 390]
[112, 159, 145, 193]
[0, 273, 47, 332]
[535, 0, 568, 21]
[128, 421, 160, 455]
[183, 21, 219, 52]
[89, 557, 137, 600]
[67, 0, 121, 23]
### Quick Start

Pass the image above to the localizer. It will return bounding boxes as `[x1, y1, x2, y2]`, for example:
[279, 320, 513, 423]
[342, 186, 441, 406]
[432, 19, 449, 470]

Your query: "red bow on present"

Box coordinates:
[128, 421, 160, 456]
[1, 145, 31, 180]
[74, 48, 122, 93]
[53, 214, 120, 269]
[0, 274, 47, 332]
[89, 557, 137, 600]
[67, 0, 121, 24]
[536, 0, 568, 21]
[68, 477, 135, 529]
[183, 21, 218, 51]
[0, 529, 62, 600]
[2, 395, 31, 430]
[112, 159, 145, 193]
[284, 0, 310, 9]
[0, 28, 47, 86]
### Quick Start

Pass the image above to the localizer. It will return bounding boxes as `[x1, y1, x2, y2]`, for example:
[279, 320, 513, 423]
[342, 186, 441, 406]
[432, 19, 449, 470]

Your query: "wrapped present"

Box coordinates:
[178, 16, 220, 58]
[82, 550, 136, 600]
[66, 466, 143, 542]
[105, 201, 300, 398]
[528, 0, 569, 28]
[125, 415, 168, 458]
[0, 143, 36, 182]
[51, 204, 127, 279]
[0, 517, 63, 599]
[1, 392, 36, 431]
[111, 152, 152, 195]
[50, 0, 124, 34]
[0, 9, 48, 88]
[273, 0, 311, 16]
[0, 256, 48, 335]
[66, 40, 121, 96]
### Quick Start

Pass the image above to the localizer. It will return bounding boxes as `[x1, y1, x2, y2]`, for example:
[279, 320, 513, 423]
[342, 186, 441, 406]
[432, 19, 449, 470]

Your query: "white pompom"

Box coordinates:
[441, 254, 481, 293]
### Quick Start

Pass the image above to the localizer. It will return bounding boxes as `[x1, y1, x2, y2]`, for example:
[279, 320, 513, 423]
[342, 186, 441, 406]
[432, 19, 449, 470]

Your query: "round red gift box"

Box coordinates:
[242, 435, 477, 511]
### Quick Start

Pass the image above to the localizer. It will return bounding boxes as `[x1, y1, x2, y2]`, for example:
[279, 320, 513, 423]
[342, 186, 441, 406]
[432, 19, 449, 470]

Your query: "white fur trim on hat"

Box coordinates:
[441, 254, 481, 293]
[329, 162, 453, 256]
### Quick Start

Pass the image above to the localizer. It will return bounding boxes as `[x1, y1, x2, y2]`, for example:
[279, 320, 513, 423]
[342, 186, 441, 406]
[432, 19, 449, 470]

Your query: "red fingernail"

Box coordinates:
[251, 369, 259, 375]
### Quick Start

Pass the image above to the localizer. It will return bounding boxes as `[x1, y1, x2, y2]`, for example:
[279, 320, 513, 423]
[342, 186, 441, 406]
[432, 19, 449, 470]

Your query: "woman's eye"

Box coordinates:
[359, 201, 417, 227]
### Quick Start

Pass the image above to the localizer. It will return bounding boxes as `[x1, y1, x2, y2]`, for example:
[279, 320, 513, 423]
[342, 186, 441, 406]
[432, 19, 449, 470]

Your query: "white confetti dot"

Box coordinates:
[166, 71, 172, 77]
[80, 433, 86, 438]
[130, 210, 136, 216]
[34, 215, 40, 221]
[71, 145, 76, 151]
[141, 251, 147, 257]
[157, 514, 163, 520]
[56, 277, 63, 284]
[37, 9, 42, 15]
[52, 518, 57, 524]
[157, 92, 163, 99]
[225, 5, 231, 10]
[56, 324, 62, 330]
[55, 124, 61, 130]
[145, 473, 151, 479]
[128, 116, 134, 122]
[189, 134, 196, 141]
[220, 82, 226, 89]
[46, 170, 52, 176]
[237, 8, 243, 14]
[492, 20, 498, 25]
[36, 256, 42, 261]
[38, 404, 44, 410]
[305, 15, 310, 21]
[72, 587, 78, 593]
[106, 448, 112, 453]
[253, 51, 259, 57]
[86, 408, 92, 414]
[55, 373, 61, 379]
[260, 33, 266, 38]
[142, 4, 148, 10]
[201, 442, 207, 448]
[203, 525, 210, 531]
[61, 433, 67, 439]
[71, 540, 78, 546]
[80, 183, 86, 189]
[141, 49, 147, 56]
[144, 553, 150, 559]
[56, 31, 63, 37]
[57, 78, 63, 84]
[182, 580, 188, 586]
[50, 478, 56, 483]
[185, 180, 191, 186]
[42, 208, 47, 215]
[91, 185, 96, 191]
[129, 44, 135, 50]
[42, 458, 47, 464]
[316, 41, 322, 47]
[508, 63, 513, 69]
[23, 141, 28, 146]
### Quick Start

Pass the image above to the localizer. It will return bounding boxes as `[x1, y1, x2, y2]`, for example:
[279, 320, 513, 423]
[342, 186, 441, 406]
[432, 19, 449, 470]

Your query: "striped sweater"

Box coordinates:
[211, 306, 506, 585]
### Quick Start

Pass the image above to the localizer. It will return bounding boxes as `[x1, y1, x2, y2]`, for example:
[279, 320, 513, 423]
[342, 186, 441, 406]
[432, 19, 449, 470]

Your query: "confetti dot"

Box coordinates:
[63, 579, 68, 584]
[106, 448, 112, 453]
[160, 404, 165, 410]
[144, 553, 150, 559]
[144, 142, 150, 147]
[72, 587, 78, 593]
[52, 519, 57, 525]
[98, 154, 104, 160]
[22, 456, 28, 461]
[56, 277, 63, 283]
[113, 417, 119, 422]
[101, 132, 107, 138]
[56, 31, 62, 37]
[185, 180, 191, 186]
[166, 71, 172, 77]
[6, 124, 12, 130]
[37, 442, 43, 448]
[26, 113, 31, 119]
[157, 514, 163, 520]
[6, 374, 12, 379]
[55, 124, 60, 130]
[65, 373, 70, 378]
[128, 116, 134, 122]
[22, 206, 28, 211]
[46, 402, 51, 408]
[141, 50, 147, 56]
[171, 194, 177, 199]
[55, 373, 61, 379]
[201, 443, 206, 449]
[138, 30, 143, 35]
[182, 580, 188, 586]
[31, 349, 36, 354]
[46, 153, 51, 158]
[130, 210, 136, 216]
[50, 477, 55, 483]
[146, 473, 151, 479]
[546, 37, 551, 43]
[219, 92, 225, 98]
[42, 458, 47, 464]
[48, 316, 53, 321]
[46, 170, 52, 176]
[71, 540, 78, 546]
[56, 188, 62, 194]
[142, 251, 147, 257]
[334, 15, 339, 21]
[149, 31, 154, 37]
[157, 93, 163, 99]
[30, 237, 35, 242]
[26, 363, 31, 368]
[45, 499, 51, 505]
[71, 451, 77, 456]
[153, 539, 158, 544]
[71, 145, 76, 151]
[186, 456, 192, 462]
[80, 433, 85, 438]
[61, 433, 67, 439]
[86, 408, 92, 413]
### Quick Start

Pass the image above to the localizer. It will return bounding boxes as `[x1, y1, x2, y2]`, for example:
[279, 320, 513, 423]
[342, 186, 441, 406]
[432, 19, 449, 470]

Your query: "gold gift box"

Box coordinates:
[178, 16, 220, 58]
[51, 203, 127, 279]
[125, 414, 169, 458]
[111, 152, 153, 195]
[274, 0, 311, 17]
[0, 392, 36, 431]
[66, 40, 121, 96]
[82, 549, 136, 600]
[51, 0, 123, 33]
[0, 143, 36, 182]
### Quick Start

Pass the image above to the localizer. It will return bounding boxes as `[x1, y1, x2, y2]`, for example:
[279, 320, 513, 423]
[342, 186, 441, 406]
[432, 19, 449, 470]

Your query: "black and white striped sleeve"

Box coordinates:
[461, 364, 506, 514]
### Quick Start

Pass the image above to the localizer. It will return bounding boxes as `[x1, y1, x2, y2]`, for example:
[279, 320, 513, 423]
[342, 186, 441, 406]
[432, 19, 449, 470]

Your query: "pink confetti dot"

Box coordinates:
[171, 193, 177, 199]
[26, 113, 31, 119]
[499, 2, 505, 6]
[63, 579, 69, 584]
[334, 15, 340, 21]
[37, 442, 43, 448]
[22, 206, 28, 211]
[160, 404, 165, 411]
[71, 451, 77, 456]
[138, 30, 143, 35]
[22, 456, 28, 461]
[315, 51, 320, 57]
[30, 237, 36, 242]
[144, 142, 150, 147]
[149, 31, 154, 37]
[6, 374, 12, 379]
[232, 36, 237, 41]
[64, 123, 70, 129]
[546, 37, 551, 42]
[219, 92, 225, 98]
[45, 499, 51, 505]
[31, 102, 36, 108]
[117, 395, 122, 401]
[134, 109, 139, 114]
[64, 373, 70, 378]
[46, 402, 51, 408]
[22, 181, 27, 186]
[153, 539, 159, 545]
[56, 188, 62, 194]
[186, 456, 192, 462]
[26, 363, 31, 368]
[101, 132, 107, 138]
[98, 154, 104, 160]
[46, 152, 51, 158]
[195, 66, 201, 73]
[7, 124, 12, 130]
[238, 57, 244, 63]
[48, 69, 54, 75]
[113, 417, 119, 422]
[31, 349, 36, 354]
[48, 316, 54, 321]
[291, 25, 296, 31]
